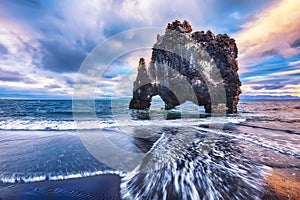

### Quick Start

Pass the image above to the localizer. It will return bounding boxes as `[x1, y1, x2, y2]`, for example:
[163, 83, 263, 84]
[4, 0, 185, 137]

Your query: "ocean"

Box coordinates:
[0, 99, 299, 199]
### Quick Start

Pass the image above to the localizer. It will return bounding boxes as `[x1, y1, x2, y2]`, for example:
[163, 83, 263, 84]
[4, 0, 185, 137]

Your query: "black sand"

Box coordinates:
[0, 174, 120, 200]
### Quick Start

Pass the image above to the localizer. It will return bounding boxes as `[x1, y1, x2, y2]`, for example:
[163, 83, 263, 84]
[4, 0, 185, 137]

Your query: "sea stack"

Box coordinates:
[129, 20, 241, 113]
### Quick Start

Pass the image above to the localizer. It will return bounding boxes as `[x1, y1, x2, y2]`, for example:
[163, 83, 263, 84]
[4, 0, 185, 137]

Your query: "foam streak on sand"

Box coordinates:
[120, 129, 269, 200]
[193, 126, 300, 158]
[0, 170, 124, 184]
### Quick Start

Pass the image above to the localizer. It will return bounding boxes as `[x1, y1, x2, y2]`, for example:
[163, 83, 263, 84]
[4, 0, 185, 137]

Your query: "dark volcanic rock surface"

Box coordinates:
[129, 20, 241, 113]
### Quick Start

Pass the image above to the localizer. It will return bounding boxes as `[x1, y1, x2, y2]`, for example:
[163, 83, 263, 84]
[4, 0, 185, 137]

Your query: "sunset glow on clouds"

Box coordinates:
[236, 0, 300, 63]
[235, 0, 300, 98]
[0, 0, 299, 99]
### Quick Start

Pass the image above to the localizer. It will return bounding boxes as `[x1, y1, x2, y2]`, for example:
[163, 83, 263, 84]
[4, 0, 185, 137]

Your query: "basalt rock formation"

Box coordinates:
[129, 20, 241, 113]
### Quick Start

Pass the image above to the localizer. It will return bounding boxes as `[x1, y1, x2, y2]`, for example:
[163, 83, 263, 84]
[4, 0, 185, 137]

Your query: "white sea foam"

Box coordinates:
[0, 170, 126, 184]
[0, 119, 115, 131]
[193, 126, 300, 158]
[0, 117, 246, 131]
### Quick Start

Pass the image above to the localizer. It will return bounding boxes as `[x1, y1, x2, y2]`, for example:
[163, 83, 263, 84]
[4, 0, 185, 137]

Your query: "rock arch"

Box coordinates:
[129, 20, 241, 113]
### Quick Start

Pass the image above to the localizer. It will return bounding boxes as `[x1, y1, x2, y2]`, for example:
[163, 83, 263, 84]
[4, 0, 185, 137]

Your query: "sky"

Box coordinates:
[0, 0, 299, 99]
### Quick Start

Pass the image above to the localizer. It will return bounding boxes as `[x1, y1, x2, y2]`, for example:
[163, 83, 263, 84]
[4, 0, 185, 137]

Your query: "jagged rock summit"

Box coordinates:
[129, 20, 241, 113]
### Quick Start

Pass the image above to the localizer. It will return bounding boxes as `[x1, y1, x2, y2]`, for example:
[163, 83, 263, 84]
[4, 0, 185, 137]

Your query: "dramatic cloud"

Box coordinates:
[39, 38, 88, 72]
[0, 0, 299, 98]
[236, 0, 300, 66]
[242, 82, 300, 97]
[119, 0, 275, 33]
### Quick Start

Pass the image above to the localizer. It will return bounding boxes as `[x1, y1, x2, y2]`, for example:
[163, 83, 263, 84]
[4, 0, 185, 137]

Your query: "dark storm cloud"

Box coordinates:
[39, 39, 88, 73]
[0, 0, 94, 73]
[36, 13, 139, 73]
[35, 12, 139, 73]
[0, 0, 139, 74]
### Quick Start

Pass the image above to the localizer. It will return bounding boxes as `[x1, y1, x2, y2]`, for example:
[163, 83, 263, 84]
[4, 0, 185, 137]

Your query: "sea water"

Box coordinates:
[0, 99, 299, 199]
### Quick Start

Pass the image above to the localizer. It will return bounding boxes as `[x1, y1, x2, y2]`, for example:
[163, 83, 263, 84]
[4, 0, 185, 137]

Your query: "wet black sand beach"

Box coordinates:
[0, 175, 120, 200]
